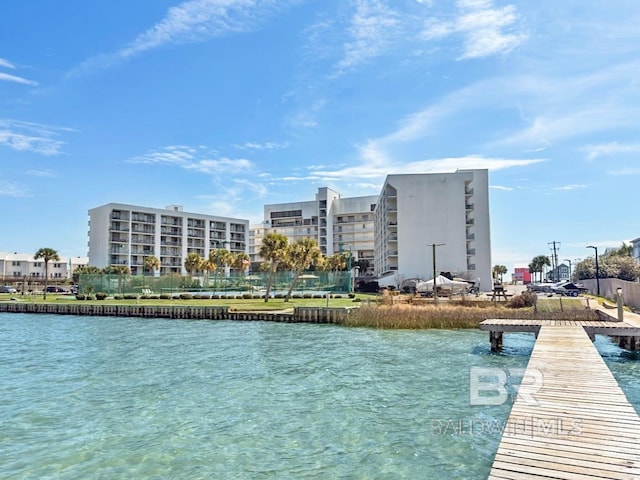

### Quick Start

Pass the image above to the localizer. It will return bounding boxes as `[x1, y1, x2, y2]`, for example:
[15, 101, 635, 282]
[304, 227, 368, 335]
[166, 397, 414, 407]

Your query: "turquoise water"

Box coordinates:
[0, 314, 636, 479]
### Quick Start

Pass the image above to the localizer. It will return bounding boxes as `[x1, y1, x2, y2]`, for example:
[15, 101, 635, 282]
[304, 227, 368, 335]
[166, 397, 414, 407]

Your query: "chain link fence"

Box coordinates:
[78, 271, 351, 296]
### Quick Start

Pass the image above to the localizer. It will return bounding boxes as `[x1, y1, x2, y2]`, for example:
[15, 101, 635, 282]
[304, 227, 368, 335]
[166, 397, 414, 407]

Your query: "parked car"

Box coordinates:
[0, 285, 17, 294]
[45, 286, 70, 293]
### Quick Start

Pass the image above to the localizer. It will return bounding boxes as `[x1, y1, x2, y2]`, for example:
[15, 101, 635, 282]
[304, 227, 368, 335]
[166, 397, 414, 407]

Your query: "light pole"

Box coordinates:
[586, 246, 600, 296]
[563, 259, 572, 280]
[427, 243, 445, 303]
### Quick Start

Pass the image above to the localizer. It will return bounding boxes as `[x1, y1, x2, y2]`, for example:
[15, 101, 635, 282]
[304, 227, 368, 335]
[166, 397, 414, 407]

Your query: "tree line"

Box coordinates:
[528, 242, 639, 283]
[40, 233, 356, 303]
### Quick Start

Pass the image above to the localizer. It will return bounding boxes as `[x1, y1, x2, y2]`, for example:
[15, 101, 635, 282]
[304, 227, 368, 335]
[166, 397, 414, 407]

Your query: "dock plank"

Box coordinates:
[487, 325, 640, 479]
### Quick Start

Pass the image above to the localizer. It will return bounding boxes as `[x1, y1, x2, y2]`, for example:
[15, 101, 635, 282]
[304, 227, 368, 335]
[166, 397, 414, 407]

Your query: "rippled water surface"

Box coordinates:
[0, 313, 637, 479]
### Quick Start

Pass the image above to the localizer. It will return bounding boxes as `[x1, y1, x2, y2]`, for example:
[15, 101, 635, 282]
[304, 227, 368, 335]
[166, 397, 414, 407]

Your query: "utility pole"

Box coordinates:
[548, 241, 560, 282]
[427, 243, 445, 304]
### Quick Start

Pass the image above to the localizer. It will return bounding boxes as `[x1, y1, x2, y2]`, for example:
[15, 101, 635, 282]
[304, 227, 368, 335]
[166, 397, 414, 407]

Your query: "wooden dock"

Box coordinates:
[482, 322, 640, 479]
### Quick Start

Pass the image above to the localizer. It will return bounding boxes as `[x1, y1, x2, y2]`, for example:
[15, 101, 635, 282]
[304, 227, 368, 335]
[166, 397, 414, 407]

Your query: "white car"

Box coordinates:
[0, 285, 17, 294]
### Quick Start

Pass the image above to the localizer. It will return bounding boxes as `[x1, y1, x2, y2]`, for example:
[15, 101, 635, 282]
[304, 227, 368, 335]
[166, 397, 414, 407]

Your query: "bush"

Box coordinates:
[75, 294, 86, 300]
[85, 294, 95, 301]
[242, 293, 253, 299]
[507, 291, 536, 309]
[179, 293, 193, 300]
[124, 294, 138, 300]
[159, 294, 171, 300]
[95, 292, 108, 300]
[113, 295, 122, 300]
[348, 293, 356, 299]
[303, 293, 312, 298]
[211, 294, 220, 299]
[193, 294, 211, 299]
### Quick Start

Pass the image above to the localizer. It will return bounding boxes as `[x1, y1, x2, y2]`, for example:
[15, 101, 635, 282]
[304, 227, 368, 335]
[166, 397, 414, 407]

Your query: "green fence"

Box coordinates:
[78, 271, 352, 296]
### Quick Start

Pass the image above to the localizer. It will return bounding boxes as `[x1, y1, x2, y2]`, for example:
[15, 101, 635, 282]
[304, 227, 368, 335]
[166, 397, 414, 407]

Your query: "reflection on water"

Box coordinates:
[1, 314, 636, 479]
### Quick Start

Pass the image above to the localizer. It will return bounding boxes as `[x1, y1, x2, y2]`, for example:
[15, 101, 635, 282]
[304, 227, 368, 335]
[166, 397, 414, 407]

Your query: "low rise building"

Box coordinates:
[0, 252, 88, 282]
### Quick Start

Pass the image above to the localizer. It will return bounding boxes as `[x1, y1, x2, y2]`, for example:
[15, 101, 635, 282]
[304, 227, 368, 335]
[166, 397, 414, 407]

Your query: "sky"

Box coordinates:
[1, 0, 639, 274]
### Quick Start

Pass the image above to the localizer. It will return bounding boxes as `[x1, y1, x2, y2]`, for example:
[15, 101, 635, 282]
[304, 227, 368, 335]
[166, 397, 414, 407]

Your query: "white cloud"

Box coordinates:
[0, 120, 72, 156]
[0, 181, 29, 197]
[128, 145, 257, 175]
[490, 185, 513, 191]
[0, 72, 38, 86]
[420, 0, 526, 59]
[26, 169, 56, 178]
[278, 155, 545, 183]
[70, 0, 294, 76]
[233, 141, 289, 150]
[582, 142, 640, 161]
[0, 58, 16, 69]
[332, 0, 400, 77]
[554, 184, 586, 191]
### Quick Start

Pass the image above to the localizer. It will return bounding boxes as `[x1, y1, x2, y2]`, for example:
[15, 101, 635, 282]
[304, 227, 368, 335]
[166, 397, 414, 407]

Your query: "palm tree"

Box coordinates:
[529, 255, 551, 283]
[201, 258, 217, 288]
[184, 253, 203, 278]
[144, 255, 161, 276]
[232, 252, 251, 273]
[259, 233, 288, 302]
[492, 265, 507, 284]
[284, 238, 322, 302]
[34, 247, 60, 299]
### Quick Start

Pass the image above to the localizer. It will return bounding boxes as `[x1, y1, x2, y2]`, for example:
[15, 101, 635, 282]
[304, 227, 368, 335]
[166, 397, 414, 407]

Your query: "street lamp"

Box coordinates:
[586, 246, 600, 296]
[563, 259, 572, 280]
[427, 243, 445, 303]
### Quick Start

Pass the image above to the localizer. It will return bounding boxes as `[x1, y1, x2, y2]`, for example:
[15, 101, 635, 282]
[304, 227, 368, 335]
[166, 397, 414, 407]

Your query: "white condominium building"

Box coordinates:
[374, 169, 491, 288]
[255, 187, 378, 274]
[88, 203, 249, 275]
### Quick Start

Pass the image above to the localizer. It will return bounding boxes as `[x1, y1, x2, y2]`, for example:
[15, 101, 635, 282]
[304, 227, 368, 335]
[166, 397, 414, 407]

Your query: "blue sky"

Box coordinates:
[1, 0, 638, 273]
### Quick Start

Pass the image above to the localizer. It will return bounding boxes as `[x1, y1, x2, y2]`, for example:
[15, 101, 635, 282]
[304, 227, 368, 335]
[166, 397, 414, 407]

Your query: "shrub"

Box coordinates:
[159, 294, 171, 300]
[95, 292, 108, 300]
[85, 294, 96, 301]
[507, 291, 536, 309]
[194, 294, 211, 299]
[333, 294, 342, 299]
[75, 294, 86, 300]
[275, 294, 284, 299]
[179, 293, 193, 300]
[113, 295, 122, 300]
[242, 293, 253, 299]
[211, 294, 220, 299]
[348, 293, 356, 299]
[303, 293, 312, 298]
[124, 294, 138, 300]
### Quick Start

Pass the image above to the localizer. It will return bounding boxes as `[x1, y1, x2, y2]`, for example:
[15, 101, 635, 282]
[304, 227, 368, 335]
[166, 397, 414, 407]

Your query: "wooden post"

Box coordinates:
[490, 331, 503, 352]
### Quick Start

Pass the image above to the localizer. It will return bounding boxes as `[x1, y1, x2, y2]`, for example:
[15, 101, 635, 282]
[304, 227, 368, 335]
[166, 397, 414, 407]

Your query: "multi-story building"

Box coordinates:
[512, 266, 532, 284]
[256, 187, 377, 275]
[88, 203, 249, 275]
[0, 252, 88, 281]
[374, 169, 491, 289]
[631, 237, 640, 263]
